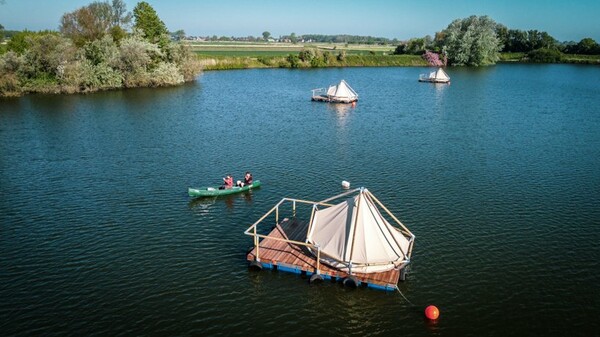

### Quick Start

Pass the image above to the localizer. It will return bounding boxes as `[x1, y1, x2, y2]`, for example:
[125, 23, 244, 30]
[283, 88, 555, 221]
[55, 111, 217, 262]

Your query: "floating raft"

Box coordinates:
[311, 79, 359, 104]
[246, 217, 403, 291]
[311, 95, 357, 104]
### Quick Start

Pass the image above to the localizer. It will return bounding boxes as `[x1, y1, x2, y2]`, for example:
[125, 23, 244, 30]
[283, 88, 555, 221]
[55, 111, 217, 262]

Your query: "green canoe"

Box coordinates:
[188, 180, 261, 198]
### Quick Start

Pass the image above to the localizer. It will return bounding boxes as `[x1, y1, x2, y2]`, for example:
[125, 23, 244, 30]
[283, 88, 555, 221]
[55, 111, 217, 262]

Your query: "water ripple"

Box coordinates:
[1, 66, 600, 336]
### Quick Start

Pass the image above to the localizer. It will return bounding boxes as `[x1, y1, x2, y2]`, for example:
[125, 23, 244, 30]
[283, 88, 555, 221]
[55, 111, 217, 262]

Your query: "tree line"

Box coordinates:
[0, 0, 201, 97]
[394, 15, 600, 66]
[294, 34, 396, 45]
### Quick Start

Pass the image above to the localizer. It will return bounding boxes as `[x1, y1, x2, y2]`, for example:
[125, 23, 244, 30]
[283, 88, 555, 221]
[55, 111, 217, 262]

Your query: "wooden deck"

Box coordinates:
[246, 218, 404, 291]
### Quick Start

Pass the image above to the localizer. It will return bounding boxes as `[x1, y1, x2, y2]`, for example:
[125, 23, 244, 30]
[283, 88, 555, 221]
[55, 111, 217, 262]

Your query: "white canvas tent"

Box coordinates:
[419, 67, 450, 83]
[306, 188, 415, 274]
[312, 80, 358, 103]
[326, 80, 358, 101]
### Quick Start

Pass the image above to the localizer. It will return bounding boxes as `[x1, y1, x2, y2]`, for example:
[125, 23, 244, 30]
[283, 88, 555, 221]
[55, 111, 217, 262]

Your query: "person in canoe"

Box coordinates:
[220, 174, 233, 189]
[237, 171, 253, 187]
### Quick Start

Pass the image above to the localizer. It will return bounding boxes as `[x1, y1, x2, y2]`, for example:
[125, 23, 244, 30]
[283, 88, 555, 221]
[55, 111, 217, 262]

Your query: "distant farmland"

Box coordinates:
[186, 41, 396, 57]
[186, 41, 425, 70]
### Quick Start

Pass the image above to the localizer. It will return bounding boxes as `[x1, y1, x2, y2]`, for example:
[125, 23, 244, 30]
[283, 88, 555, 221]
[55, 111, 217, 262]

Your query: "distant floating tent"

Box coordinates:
[306, 188, 415, 274]
[312, 80, 359, 103]
[419, 67, 450, 83]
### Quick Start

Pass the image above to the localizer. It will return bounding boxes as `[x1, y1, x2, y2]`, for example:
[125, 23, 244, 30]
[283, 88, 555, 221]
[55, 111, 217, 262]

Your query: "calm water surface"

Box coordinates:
[1, 65, 599, 336]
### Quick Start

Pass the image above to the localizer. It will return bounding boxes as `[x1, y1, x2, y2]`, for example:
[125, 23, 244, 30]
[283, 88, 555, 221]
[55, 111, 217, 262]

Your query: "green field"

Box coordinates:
[187, 41, 395, 57]
[187, 41, 405, 69]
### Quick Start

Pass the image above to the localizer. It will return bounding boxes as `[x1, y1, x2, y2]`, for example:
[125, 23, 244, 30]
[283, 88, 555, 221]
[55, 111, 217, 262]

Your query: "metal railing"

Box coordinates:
[243, 197, 334, 276]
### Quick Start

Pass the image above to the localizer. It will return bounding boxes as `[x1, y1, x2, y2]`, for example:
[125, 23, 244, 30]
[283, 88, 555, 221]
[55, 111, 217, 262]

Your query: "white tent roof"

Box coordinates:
[432, 68, 450, 80]
[306, 188, 414, 274]
[326, 80, 358, 99]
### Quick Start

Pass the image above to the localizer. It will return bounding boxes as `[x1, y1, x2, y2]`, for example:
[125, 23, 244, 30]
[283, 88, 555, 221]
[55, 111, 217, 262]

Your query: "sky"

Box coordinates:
[1, 0, 599, 42]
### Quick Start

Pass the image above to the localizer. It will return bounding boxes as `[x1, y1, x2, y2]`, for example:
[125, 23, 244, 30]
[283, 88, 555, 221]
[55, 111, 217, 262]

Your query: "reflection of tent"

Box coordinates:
[419, 67, 450, 83]
[306, 188, 415, 274]
[312, 80, 358, 103]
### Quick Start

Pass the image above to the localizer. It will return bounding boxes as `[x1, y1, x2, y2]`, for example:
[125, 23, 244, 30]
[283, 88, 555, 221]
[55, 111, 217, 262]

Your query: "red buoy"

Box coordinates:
[425, 305, 440, 320]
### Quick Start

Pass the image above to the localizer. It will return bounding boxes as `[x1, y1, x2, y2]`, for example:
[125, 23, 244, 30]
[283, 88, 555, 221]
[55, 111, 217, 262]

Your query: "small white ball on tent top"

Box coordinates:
[341, 181, 350, 189]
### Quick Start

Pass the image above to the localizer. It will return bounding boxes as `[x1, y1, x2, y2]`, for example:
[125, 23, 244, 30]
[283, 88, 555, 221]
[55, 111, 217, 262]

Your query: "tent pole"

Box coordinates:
[254, 225, 260, 261]
[316, 245, 321, 275]
[368, 190, 414, 237]
[365, 191, 409, 258]
[306, 204, 317, 241]
[347, 188, 364, 271]
[293, 200, 296, 218]
[407, 238, 415, 258]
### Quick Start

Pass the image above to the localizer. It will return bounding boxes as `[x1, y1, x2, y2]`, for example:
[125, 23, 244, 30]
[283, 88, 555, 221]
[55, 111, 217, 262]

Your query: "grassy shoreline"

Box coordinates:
[499, 52, 600, 64]
[197, 54, 427, 70]
[199, 53, 600, 71]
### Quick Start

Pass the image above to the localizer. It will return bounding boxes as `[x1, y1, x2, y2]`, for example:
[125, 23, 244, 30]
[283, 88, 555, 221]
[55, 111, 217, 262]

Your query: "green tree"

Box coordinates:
[6, 31, 30, 54]
[290, 32, 297, 44]
[118, 31, 161, 73]
[0, 51, 24, 96]
[298, 48, 316, 62]
[286, 54, 299, 68]
[7, 30, 56, 55]
[406, 37, 427, 54]
[527, 48, 562, 63]
[60, 0, 131, 47]
[575, 38, 599, 54]
[109, 25, 127, 44]
[262, 31, 271, 41]
[173, 29, 185, 41]
[21, 33, 77, 83]
[394, 36, 435, 55]
[161, 42, 201, 81]
[109, 0, 131, 27]
[393, 44, 406, 55]
[526, 30, 557, 50]
[0, 24, 4, 41]
[84, 34, 119, 66]
[439, 15, 501, 66]
[133, 1, 169, 44]
[502, 29, 557, 53]
[495, 24, 508, 51]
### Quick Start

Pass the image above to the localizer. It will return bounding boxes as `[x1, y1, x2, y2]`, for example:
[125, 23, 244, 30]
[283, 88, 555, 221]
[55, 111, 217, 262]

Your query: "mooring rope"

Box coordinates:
[396, 287, 415, 306]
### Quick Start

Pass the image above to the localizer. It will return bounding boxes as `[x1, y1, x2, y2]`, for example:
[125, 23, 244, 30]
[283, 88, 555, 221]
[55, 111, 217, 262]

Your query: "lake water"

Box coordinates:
[1, 64, 599, 336]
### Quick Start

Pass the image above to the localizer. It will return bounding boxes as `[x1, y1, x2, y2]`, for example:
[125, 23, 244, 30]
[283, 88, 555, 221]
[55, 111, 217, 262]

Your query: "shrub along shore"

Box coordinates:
[0, 1, 202, 98]
[197, 53, 427, 70]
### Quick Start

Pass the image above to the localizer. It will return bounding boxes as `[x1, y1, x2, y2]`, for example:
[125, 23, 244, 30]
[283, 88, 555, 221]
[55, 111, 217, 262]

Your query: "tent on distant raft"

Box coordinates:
[419, 67, 450, 83]
[326, 80, 358, 102]
[312, 79, 358, 103]
[306, 188, 415, 274]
